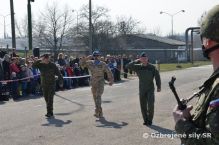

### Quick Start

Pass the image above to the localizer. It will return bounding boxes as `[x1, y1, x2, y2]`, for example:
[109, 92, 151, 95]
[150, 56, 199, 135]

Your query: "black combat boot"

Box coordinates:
[45, 112, 54, 118]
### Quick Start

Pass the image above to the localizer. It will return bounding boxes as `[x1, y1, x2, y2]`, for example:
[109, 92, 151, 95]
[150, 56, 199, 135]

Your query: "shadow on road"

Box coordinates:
[148, 124, 175, 134]
[0, 101, 6, 105]
[102, 100, 112, 104]
[54, 94, 85, 116]
[42, 117, 72, 127]
[13, 95, 42, 102]
[114, 79, 129, 84]
[96, 117, 128, 129]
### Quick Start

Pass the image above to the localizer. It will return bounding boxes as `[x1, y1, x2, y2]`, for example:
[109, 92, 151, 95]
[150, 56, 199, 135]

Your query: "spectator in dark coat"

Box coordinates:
[10, 48, 19, 58]
[2, 54, 11, 80]
[123, 55, 131, 78]
[0, 57, 4, 97]
[0, 58, 4, 81]
[73, 63, 81, 87]
[57, 53, 66, 67]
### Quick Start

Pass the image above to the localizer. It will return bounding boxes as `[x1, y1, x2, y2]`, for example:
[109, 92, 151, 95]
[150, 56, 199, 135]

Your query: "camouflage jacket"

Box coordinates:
[126, 61, 161, 91]
[80, 59, 113, 84]
[32, 60, 63, 86]
[175, 68, 219, 145]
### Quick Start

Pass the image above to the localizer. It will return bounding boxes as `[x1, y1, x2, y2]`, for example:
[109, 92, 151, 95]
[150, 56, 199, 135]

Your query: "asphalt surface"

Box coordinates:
[0, 65, 212, 145]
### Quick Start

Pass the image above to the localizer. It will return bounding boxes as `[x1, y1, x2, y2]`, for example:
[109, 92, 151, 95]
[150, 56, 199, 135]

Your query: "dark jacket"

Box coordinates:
[127, 61, 161, 91]
[32, 60, 63, 86]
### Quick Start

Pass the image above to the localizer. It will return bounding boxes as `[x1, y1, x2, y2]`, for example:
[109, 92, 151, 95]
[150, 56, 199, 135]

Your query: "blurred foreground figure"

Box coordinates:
[173, 5, 219, 145]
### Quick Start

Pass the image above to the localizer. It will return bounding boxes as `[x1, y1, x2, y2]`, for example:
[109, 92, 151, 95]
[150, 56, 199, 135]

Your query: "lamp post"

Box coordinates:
[160, 10, 185, 36]
[89, 0, 93, 53]
[27, 0, 34, 50]
[72, 10, 79, 34]
[10, 0, 16, 48]
[0, 14, 10, 39]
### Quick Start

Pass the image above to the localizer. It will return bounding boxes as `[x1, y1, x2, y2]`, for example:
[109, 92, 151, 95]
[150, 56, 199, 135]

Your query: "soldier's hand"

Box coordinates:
[173, 105, 193, 123]
[109, 81, 113, 86]
[135, 59, 140, 62]
[59, 82, 64, 88]
[87, 55, 93, 60]
[157, 88, 161, 92]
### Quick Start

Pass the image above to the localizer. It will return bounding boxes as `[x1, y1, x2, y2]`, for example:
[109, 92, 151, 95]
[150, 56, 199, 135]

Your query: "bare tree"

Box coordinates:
[115, 16, 140, 35]
[80, 4, 109, 24]
[94, 20, 116, 49]
[33, 2, 73, 59]
[135, 26, 147, 35]
[15, 15, 28, 38]
[33, 19, 50, 48]
[77, 4, 113, 50]
[152, 26, 162, 36]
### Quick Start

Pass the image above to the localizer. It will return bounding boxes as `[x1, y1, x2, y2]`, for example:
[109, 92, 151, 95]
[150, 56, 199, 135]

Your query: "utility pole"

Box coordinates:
[72, 10, 79, 34]
[89, 0, 93, 53]
[4, 16, 6, 39]
[10, 0, 16, 48]
[0, 14, 10, 39]
[27, 0, 34, 50]
[160, 10, 185, 36]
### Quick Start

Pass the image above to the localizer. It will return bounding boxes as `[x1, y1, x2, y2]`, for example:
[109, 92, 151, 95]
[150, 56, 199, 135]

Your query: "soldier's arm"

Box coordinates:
[32, 60, 42, 69]
[104, 63, 114, 84]
[79, 56, 93, 69]
[154, 67, 161, 91]
[175, 86, 219, 145]
[126, 60, 141, 72]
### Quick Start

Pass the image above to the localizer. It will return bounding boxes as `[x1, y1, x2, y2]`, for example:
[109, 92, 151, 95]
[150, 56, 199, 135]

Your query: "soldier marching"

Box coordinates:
[32, 54, 63, 118]
[80, 51, 114, 118]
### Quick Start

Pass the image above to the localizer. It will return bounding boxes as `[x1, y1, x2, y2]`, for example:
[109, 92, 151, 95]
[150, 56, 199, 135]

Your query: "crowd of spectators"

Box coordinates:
[0, 49, 135, 101]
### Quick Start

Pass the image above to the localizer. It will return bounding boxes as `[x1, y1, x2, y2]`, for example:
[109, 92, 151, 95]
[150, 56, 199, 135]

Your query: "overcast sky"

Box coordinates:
[0, 0, 218, 38]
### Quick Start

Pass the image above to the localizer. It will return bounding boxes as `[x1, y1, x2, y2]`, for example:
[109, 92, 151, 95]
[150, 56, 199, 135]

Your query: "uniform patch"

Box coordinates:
[209, 98, 219, 108]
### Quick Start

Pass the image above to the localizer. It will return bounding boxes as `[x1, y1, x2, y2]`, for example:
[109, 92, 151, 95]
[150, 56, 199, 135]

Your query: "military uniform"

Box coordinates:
[173, 5, 219, 145]
[32, 60, 63, 117]
[127, 61, 161, 125]
[175, 68, 219, 145]
[80, 58, 113, 117]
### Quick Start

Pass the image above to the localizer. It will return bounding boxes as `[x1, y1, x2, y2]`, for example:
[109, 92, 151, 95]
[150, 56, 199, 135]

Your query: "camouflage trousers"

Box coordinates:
[139, 89, 155, 124]
[91, 78, 104, 117]
[42, 85, 56, 114]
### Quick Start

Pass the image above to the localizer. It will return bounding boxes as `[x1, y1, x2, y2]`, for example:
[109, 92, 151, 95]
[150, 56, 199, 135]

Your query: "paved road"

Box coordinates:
[0, 65, 212, 145]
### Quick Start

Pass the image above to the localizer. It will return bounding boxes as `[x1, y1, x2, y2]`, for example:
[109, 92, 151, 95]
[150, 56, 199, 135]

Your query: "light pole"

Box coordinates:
[160, 10, 185, 36]
[89, 0, 93, 53]
[10, 0, 16, 48]
[27, 0, 35, 50]
[0, 14, 10, 39]
[72, 10, 79, 34]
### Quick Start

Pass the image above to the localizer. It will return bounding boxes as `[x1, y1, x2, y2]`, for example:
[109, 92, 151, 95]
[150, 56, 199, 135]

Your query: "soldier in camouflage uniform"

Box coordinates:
[32, 54, 63, 118]
[80, 51, 114, 118]
[173, 5, 219, 145]
[126, 52, 161, 126]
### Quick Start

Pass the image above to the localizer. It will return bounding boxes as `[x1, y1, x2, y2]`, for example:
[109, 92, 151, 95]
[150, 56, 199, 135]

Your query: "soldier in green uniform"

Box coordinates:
[126, 52, 161, 126]
[173, 5, 219, 145]
[80, 51, 114, 118]
[32, 54, 63, 118]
